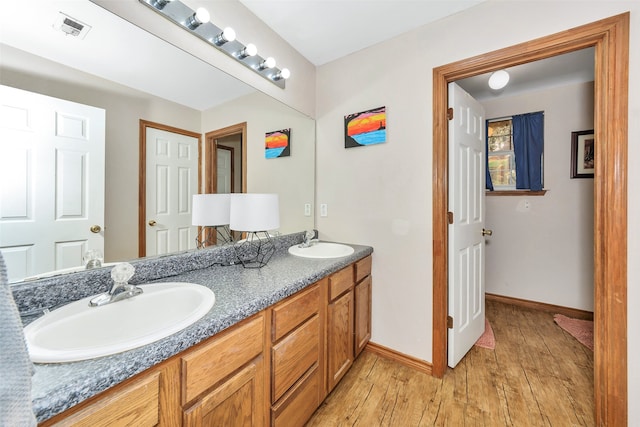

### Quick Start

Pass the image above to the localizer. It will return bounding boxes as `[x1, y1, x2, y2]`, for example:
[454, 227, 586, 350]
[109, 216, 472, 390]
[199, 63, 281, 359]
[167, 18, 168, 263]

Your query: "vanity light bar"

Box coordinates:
[138, 0, 288, 88]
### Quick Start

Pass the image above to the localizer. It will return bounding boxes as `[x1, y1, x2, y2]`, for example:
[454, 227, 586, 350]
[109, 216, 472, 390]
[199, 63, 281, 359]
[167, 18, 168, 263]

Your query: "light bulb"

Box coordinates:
[186, 7, 210, 29]
[195, 7, 210, 23]
[273, 68, 290, 80]
[259, 57, 276, 70]
[237, 43, 257, 59]
[488, 70, 510, 90]
[213, 27, 235, 45]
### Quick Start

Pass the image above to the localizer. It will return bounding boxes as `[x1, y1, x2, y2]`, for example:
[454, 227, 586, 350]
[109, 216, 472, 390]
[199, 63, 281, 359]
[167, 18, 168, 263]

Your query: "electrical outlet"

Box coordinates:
[304, 203, 311, 216]
[320, 203, 328, 217]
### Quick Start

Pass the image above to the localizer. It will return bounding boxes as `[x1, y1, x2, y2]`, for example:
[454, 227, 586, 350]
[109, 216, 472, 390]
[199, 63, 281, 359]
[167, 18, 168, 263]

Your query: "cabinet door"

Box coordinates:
[183, 357, 265, 427]
[355, 275, 372, 357]
[327, 289, 354, 392]
[49, 373, 161, 427]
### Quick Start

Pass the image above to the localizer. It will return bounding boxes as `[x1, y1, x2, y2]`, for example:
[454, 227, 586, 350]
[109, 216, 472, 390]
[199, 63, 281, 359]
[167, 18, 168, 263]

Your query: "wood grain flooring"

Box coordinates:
[307, 299, 594, 426]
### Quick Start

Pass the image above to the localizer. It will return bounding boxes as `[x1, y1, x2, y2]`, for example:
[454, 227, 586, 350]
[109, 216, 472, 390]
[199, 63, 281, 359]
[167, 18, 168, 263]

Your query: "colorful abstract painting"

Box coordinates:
[265, 128, 291, 159]
[344, 106, 386, 148]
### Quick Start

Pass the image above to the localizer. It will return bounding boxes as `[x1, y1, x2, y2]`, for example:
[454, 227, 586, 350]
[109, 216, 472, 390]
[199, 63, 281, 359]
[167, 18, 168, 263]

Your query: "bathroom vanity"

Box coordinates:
[14, 234, 372, 426]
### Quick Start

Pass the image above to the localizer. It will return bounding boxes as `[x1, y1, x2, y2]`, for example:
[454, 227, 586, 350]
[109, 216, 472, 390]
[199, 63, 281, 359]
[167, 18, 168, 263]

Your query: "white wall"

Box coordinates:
[315, 1, 639, 422]
[201, 92, 316, 234]
[483, 82, 594, 311]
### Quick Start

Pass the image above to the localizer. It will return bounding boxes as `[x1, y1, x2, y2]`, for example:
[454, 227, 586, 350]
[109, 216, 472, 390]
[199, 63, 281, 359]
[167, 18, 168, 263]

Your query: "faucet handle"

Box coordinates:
[111, 262, 135, 283]
[83, 249, 103, 269]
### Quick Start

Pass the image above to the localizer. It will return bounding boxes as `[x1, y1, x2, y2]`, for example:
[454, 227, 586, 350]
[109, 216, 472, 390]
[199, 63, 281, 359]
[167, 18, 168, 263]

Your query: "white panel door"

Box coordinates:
[448, 82, 486, 368]
[0, 85, 105, 282]
[145, 127, 198, 256]
[217, 147, 232, 193]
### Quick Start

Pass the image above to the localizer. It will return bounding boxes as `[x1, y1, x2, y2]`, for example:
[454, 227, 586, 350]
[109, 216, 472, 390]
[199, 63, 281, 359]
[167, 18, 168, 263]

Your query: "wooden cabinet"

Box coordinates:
[46, 255, 372, 427]
[182, 314, 265, 426]
[44, 358, 181, 427]
[326, 265, 355, 393]
[269, 283, 323, 427]
[354, 256, 372, 357]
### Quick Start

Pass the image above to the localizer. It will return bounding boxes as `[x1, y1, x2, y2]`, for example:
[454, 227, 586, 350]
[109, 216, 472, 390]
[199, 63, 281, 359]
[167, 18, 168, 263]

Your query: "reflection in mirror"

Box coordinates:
[0, 1, 315, 283]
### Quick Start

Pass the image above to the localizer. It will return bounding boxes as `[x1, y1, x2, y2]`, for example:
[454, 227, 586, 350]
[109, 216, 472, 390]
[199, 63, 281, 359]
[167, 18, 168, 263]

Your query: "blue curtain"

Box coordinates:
[485, 119, 494, 191]
[512, 112, 544, 191]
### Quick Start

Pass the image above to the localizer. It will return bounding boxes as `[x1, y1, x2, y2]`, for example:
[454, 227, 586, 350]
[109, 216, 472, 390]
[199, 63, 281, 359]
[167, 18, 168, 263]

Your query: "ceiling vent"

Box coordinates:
[53, 12, 91, 39]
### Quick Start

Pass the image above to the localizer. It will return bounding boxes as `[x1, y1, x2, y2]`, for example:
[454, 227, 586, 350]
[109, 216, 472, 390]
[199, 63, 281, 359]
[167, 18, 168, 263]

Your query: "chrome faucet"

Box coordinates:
[89, 262, 143, 307]
[298, 230, 317, 248]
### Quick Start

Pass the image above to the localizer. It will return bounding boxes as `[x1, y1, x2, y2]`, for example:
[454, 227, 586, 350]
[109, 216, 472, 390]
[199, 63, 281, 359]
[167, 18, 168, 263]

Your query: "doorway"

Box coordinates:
[431, 13, 628, 426]
[138, 120, 202, 258]
[204, 122, 247, 195]
[204, 122, 247, 242]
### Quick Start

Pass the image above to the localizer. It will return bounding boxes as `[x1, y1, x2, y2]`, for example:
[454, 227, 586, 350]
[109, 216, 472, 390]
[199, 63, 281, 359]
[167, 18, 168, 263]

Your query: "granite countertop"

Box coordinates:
[27, 240, 372, 422]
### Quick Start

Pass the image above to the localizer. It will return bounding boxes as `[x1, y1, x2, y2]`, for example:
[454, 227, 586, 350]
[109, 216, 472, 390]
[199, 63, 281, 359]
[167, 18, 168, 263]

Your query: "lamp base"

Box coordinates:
[234, 231, 276, 268]
[195, 225, 232, 249]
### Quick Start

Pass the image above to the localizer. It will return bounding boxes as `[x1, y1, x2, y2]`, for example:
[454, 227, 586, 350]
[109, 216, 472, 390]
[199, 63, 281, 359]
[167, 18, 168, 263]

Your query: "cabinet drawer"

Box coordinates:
[355, 255, 372, 283]
[329, 265, 354, 301]
[271, 284, 319, 342]
[272, 315, 319, 403]
[51, 372, 160, 427]
[272, 365, 320, 427]
[182, 314, 264, 404]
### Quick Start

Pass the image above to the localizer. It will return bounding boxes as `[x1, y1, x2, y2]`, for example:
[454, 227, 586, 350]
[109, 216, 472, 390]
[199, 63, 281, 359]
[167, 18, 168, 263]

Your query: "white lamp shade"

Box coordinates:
[192, 194, 230, 226]
[230, 193, 280, 231]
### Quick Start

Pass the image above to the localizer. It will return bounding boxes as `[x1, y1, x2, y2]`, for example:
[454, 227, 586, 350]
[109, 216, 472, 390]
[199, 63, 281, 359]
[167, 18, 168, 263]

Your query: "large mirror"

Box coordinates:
[0, 1, 315, 283]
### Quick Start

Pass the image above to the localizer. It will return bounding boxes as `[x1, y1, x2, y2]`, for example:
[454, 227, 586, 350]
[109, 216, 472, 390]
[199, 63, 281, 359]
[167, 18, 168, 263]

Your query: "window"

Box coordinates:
[486, 112, 544, 192]
[487, 119, 516, 188]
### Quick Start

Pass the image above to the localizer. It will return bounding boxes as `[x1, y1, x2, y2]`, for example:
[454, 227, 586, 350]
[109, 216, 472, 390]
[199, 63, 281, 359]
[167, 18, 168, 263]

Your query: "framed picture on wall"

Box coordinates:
[265, 128, 291, 159]
[344, 106, 386, 148]
[570, 129, 594, 178]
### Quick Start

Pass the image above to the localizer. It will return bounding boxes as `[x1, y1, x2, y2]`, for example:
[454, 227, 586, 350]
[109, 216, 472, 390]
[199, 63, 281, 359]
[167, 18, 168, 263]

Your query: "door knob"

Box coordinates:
[148, 220, 157, 226]
[482, 228, 493, 236]
[90, 225, 102, 233]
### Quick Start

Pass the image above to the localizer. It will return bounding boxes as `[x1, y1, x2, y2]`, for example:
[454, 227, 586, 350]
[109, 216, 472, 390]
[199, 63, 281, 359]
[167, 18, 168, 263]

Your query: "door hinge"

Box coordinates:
[447, 107, 453, 120]
[447, 211, 453, 224]
[447, 316, 453, 329]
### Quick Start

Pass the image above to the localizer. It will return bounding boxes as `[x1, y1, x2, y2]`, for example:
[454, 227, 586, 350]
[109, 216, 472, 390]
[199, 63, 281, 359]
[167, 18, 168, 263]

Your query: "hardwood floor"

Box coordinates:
[307, 300, 594, 426]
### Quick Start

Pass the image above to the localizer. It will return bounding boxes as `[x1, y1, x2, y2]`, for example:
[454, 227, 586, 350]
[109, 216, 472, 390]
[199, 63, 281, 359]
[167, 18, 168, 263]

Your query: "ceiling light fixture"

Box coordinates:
[139, 0, 290, 88]
[488, 70, 510, 90]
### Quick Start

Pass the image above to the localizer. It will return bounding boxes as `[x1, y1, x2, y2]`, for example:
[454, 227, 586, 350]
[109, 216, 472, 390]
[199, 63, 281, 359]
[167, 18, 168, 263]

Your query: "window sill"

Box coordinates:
[486, 190, 547, 196]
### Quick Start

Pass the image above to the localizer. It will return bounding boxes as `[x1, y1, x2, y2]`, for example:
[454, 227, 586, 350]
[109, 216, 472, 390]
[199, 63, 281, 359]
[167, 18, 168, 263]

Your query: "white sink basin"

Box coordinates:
[288, 242, 355, 259]
[24, 282, 215, 363]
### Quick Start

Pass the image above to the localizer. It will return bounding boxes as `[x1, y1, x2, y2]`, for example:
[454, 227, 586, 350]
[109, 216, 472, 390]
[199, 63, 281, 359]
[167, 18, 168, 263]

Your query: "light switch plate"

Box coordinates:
[320, 204, 328, 217]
